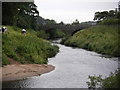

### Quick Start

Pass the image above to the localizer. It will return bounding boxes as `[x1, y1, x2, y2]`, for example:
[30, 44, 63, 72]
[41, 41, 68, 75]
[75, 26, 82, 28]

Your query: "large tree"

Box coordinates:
[2, 2, 39, 29]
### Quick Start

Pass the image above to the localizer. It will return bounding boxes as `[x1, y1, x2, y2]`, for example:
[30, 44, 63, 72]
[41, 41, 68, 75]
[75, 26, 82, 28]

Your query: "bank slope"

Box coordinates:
[64, 25, 119, 57]
[2, 26, 59, 65]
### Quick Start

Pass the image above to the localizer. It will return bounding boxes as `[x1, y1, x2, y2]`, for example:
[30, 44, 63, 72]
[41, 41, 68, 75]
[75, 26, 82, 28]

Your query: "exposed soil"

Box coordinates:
[1, 64, 55, 82]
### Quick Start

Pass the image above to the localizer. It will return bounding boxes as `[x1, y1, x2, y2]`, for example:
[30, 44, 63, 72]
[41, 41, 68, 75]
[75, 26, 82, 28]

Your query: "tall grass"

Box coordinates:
[64, 25, 119, 57]
[2, 26, 59, 65]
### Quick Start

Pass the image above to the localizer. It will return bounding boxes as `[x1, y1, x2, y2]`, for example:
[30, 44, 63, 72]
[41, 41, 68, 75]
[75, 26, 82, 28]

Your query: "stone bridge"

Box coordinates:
[41, 24, 93, 35]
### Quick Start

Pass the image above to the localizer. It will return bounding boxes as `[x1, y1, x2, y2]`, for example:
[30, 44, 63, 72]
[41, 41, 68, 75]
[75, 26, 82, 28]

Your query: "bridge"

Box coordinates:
[41, 23, 94, 35]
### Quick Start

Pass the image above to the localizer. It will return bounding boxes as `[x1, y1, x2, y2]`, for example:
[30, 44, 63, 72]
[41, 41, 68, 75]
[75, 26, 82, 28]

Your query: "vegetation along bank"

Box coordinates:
[62, 25, 119, 57]
[2, 26, 59, 66]
[61, 9, 120, 57]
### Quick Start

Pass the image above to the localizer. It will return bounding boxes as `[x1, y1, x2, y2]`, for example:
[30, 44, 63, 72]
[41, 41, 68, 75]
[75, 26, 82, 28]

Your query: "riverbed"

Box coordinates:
[3, 43, 118, 88]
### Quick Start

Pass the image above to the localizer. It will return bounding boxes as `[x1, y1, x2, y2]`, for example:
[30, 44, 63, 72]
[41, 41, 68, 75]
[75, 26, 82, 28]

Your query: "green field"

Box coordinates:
[63, 25, 119, 57]
[2, 26, 59, 65]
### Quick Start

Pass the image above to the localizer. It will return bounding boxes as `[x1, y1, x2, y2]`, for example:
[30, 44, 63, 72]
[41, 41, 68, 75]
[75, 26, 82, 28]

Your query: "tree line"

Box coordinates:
[2, 2, 58, 31]
[94, 9, 120, 25]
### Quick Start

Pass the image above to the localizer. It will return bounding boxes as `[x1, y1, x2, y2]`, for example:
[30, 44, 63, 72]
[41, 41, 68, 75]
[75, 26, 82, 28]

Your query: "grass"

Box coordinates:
[2, 26, 59, 65]
[63, 25, 119, 57]
[99, 18, 120, 25]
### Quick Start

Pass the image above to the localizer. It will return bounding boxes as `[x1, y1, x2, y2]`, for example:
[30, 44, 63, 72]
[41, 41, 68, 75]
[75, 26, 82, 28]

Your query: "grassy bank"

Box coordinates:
[2, 26, 59, 65]
[63, 25, 119, 57]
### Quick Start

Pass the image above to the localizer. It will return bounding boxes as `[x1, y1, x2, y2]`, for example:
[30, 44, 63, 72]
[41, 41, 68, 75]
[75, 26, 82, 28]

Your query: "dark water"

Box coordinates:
[3, 43, 118, 88]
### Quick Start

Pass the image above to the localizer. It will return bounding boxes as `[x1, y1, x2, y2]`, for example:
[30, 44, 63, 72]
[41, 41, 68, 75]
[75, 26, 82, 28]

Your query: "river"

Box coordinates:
[3, 42, 118, 88]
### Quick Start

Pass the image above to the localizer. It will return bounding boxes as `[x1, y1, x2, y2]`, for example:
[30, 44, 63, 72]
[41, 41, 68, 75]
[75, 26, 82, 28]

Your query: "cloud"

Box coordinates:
[35, 0, 118, 23]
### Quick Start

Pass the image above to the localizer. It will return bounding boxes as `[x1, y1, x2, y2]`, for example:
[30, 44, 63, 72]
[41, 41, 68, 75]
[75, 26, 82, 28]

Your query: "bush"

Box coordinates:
[86, 70, 120, 88]
[46, 45, 59, 58]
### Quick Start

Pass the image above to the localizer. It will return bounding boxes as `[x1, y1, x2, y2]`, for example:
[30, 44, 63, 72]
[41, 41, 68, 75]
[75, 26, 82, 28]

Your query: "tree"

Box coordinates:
[108, 10, 116, 18]
[94, 11, 109, 21]
[72, 19, 79, 25]
[45, 19, 56, 25]
[2, 2, 39, 30]
[2, 2, 19, 25]
[59, 21, 64, 25]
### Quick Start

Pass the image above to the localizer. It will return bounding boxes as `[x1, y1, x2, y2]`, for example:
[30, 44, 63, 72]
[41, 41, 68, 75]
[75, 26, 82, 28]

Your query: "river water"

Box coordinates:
[3, 43, 118, 88]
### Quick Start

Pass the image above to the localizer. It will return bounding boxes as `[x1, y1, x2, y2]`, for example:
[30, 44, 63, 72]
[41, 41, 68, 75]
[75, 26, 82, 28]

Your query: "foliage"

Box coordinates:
[86, 70, 120, 89]
[36, 30, 49, 39]
[46, 29, 66, 39]
[94, 9, 120, 25]
[46, 45, 59, 58]
[2, 26, 59, 65]
[2, 2, 39, 30]
[94, 10, 119, 21]
[72, 19, 80, 25]
[102, 70, 120, 88]
[36, 29, 65, 40]
[36, 17, 58, 30]
[63, 25, 120, 57]
[53, 29, 66, 38]
[60, 35, 71, 44]
[99, 18, 120, 25]
[86, 75, 103, 89]
[45, 19, 57, 25]
[2, 54, 10, 66]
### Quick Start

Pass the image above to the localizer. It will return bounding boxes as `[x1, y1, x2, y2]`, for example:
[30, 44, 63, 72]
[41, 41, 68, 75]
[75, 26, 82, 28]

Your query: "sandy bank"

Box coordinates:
[1, 64, 55, 82]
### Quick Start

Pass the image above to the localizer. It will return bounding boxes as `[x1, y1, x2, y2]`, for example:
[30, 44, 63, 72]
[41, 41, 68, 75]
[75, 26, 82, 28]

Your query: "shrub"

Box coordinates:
[86, 70, 120, 88]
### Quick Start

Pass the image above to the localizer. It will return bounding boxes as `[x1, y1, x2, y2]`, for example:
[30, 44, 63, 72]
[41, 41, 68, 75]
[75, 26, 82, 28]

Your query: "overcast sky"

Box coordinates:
[34, 0, 119, 24]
